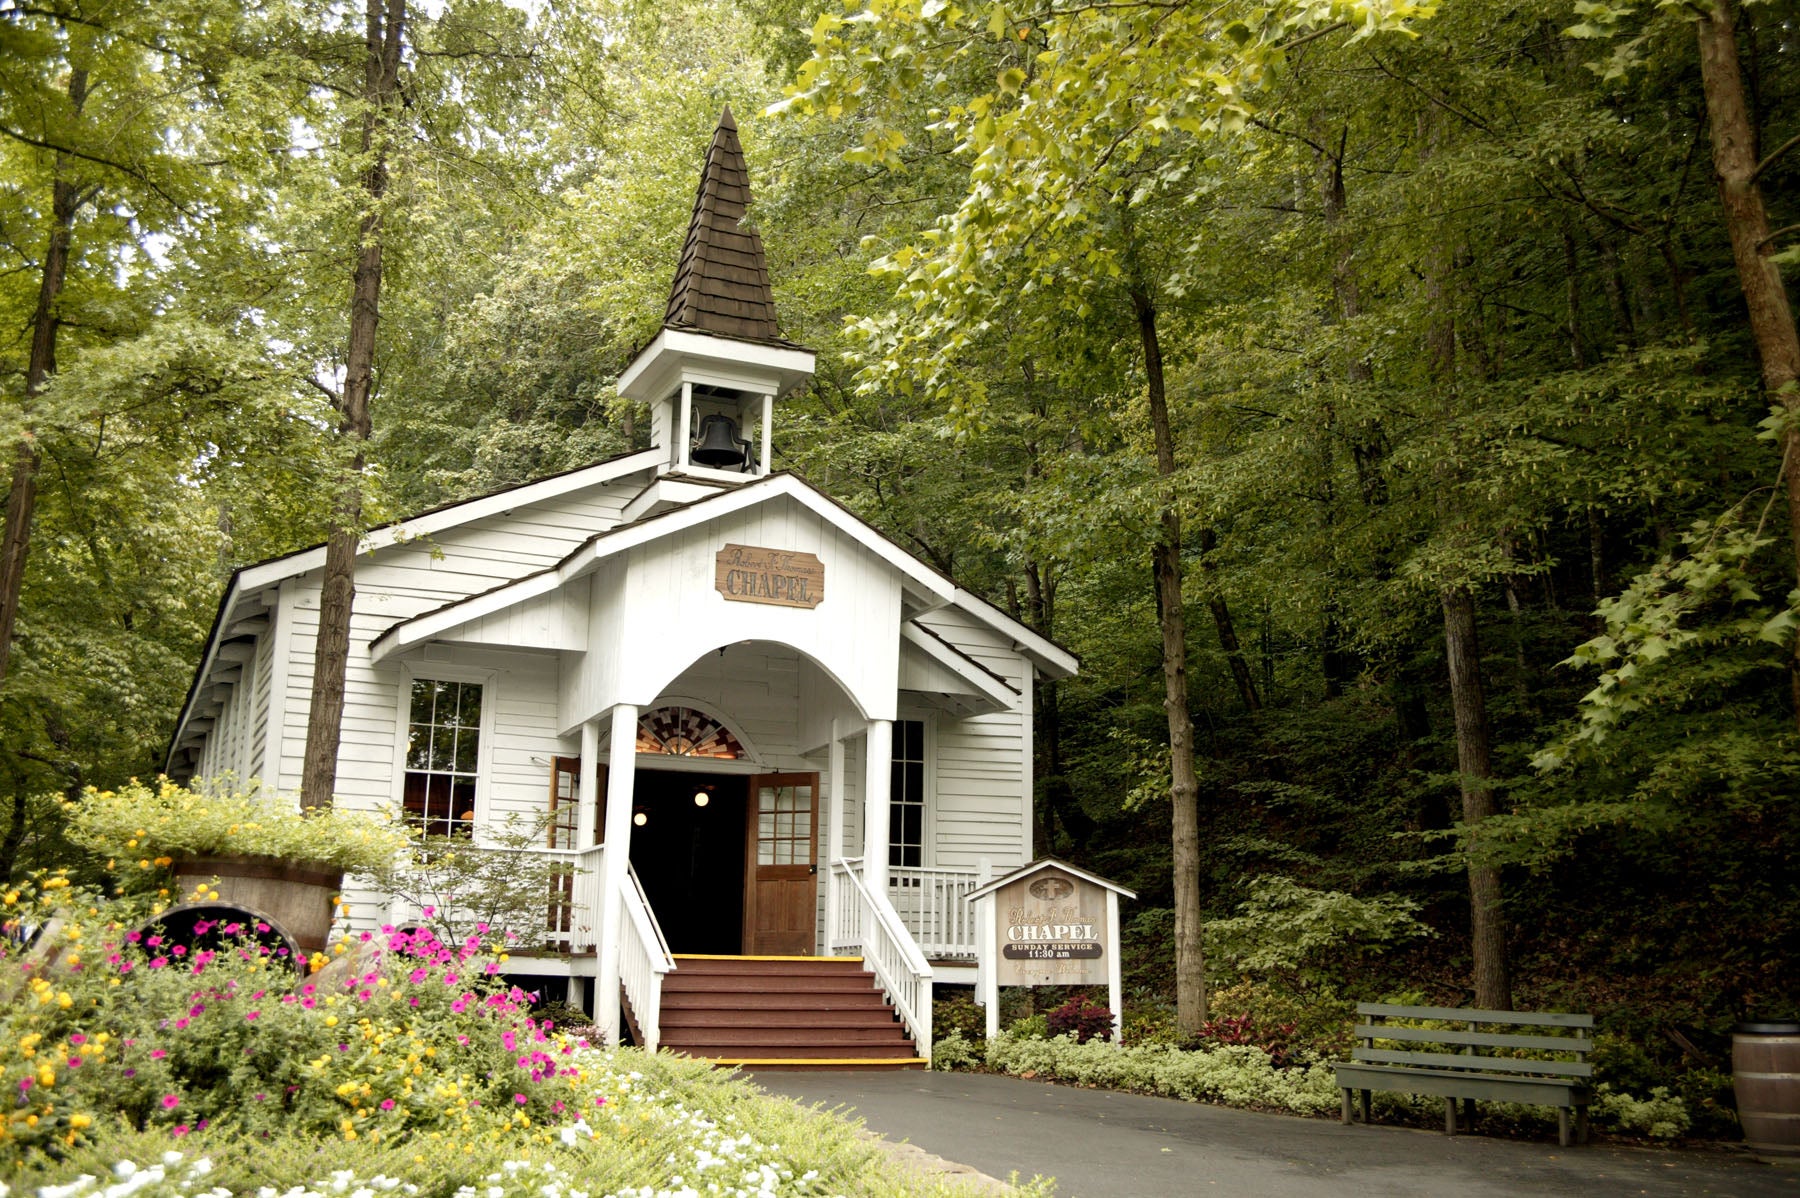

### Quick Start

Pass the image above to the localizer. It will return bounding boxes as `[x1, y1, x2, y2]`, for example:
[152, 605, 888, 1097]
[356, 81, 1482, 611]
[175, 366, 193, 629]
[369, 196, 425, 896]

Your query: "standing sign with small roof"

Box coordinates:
[967, 858, 1136, 1042]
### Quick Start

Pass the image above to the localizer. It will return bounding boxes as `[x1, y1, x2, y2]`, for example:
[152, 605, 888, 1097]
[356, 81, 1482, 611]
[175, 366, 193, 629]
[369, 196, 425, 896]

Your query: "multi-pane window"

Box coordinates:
[403, 679, 482, 838]
[889, 719, 925, 869]
[755, 780, 814, 865]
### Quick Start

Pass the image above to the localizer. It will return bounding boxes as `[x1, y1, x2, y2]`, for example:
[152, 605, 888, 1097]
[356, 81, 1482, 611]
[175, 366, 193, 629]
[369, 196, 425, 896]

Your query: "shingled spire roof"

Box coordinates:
[664, 106, 783, 343]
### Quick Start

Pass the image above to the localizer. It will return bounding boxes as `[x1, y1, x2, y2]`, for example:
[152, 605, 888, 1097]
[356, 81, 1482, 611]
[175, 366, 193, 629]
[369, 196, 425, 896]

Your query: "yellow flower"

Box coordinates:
[55, 993, 72, 1009]
[69, 1114, 90, 1129]
[325, 1016, 338, 1027]
[138, 861, 150, 870]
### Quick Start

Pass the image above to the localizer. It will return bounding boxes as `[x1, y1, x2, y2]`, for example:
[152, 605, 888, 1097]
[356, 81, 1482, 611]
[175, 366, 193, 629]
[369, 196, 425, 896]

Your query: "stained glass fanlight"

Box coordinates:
[635, 706, 743, 759]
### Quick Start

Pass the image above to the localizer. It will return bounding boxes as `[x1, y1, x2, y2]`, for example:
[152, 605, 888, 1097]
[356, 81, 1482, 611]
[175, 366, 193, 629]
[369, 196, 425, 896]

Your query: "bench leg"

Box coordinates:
[1341, 1088, 1353, 1125]
[1462, 1096, 1476, 1128]
[1576, 1105, 1589, 1147]
[1445, 1098, 1457, 1136]
[1361, 1089, 1372, 1125]
[1558, 1107, 1571, 1148]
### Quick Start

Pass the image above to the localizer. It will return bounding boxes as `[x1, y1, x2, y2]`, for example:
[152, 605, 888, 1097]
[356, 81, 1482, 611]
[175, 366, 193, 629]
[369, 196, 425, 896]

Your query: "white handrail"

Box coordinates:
[569, 845, 605, 952]
[617, 862, 674, 1051]
[834, 859, 933, 1062]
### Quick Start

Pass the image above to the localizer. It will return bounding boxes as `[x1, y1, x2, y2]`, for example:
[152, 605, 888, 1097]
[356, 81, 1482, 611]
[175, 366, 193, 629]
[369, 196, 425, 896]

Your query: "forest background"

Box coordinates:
[2, 0, 1797, 1121]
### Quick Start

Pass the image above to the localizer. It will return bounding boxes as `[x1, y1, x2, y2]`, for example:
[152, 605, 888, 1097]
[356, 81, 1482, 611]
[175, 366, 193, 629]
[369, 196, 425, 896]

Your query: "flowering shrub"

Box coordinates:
[1045, 995, 1113, 1044]
[6, 1052, 940, 1197]
[2, 876, 595, 1158]
[63, 779, 410, 880]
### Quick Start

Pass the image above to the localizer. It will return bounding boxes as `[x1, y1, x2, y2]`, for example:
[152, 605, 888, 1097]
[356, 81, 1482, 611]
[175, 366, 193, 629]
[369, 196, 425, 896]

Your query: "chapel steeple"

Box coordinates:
[663, 105, 781, 343]
[616, 107, 815, 487]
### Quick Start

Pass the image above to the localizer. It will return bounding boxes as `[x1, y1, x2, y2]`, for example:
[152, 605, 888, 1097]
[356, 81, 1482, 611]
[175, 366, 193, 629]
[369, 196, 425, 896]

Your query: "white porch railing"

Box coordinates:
[887, 865, 982, 958]
[618, 862, 675, 1051]
[831, 860, 933, 1059]
[833, 857, 981, 960]
[568, 845, 605, 951]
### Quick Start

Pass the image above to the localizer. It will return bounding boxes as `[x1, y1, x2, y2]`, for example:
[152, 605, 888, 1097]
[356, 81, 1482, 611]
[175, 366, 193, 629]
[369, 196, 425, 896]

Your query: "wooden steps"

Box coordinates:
[659, 955, 924, 1071]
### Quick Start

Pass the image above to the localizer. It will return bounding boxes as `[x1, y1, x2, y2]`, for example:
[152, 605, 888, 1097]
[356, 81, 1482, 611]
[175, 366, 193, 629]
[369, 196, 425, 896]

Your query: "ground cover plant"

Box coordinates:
[1, 877, 1003, 1196]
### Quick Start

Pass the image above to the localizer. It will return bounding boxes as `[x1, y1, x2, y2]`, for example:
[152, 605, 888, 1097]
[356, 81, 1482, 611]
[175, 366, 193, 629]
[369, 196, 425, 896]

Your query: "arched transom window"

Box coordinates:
[635, 706, 743, 759]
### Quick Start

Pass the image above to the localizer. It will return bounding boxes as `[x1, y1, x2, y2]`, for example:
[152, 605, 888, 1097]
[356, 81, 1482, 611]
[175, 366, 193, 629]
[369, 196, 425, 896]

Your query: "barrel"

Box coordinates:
[1733, 1023, 1800, 1159]
[171, 854, 343, 956]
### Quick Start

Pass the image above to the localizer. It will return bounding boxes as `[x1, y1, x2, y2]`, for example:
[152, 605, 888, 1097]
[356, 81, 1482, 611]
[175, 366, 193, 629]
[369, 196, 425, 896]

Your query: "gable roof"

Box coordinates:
[368, 471, 1079, 680]
[966, 857, 1138, 902]
[664, 106, 782, 343]
[164, 447, 665, 769]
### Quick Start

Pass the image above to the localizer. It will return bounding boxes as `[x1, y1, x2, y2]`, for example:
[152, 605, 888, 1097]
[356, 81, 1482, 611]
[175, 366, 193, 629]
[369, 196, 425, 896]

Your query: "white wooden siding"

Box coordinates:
[914, 606, 1033, 872]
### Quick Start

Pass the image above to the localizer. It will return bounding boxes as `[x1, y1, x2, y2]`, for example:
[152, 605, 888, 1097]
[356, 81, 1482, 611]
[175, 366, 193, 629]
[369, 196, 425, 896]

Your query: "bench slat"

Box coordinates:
[1355, 1024, 1592, 1054]
[1352, 1047, 1593, 1077]
[1355, 1002, 1593, 1029]
[1335, 1063, 1588, 1107]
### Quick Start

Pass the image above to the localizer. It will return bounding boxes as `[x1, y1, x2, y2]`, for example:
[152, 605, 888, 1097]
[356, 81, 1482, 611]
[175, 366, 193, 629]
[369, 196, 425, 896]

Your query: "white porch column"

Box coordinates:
[759, 393, 773, 474]
[677, 383, 693, 469]
[595, 703, 638, 1047]
[577, 720, 600, 850]
[862, 719, 893, 893]
[824, 719, 845, 950]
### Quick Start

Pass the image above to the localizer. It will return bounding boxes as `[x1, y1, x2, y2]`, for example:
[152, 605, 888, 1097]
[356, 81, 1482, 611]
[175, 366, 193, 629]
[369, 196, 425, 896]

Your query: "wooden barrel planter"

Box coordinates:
[1733, 1022, 1800, 1160]
[171, 855, 343, 957]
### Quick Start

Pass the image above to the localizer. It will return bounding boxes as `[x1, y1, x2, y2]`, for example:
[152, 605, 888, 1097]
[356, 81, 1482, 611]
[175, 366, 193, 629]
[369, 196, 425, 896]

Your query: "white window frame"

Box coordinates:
[391, 663, 499, 840]
[888, 713, 935, 872]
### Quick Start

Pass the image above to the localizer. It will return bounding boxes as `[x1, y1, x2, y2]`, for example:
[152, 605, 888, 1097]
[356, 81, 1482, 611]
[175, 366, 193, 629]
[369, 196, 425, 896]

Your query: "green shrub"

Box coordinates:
[930, 1030, 983, 1071]
[1007, 1013, 1049, 1040]
[1592, 1085, 1691, 1139]
[932, 990, 986, 1042]
[1206, 980, 1354, 1057]
[984, 1032, 1341, 1115]
[1120, 1003, 1181, 1047]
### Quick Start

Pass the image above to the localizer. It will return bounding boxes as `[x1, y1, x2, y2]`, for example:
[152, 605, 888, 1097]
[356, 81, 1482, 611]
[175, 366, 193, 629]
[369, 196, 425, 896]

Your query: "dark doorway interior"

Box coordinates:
[627, 769, 747, 954]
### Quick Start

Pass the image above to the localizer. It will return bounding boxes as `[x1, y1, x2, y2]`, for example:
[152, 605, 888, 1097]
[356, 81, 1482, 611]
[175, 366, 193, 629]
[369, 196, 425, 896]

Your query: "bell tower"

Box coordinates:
[616, 106, 814, 483]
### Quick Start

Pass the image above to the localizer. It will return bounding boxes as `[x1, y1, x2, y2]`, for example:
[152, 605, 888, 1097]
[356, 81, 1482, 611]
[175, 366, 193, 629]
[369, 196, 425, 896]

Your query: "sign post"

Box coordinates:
[968, 858, 1135, 1043]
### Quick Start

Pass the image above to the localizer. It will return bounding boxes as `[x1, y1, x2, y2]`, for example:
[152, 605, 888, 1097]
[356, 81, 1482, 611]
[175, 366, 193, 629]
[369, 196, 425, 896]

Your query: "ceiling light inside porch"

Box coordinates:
[633, 810, 647, 827]
[693, 791, 709, 808]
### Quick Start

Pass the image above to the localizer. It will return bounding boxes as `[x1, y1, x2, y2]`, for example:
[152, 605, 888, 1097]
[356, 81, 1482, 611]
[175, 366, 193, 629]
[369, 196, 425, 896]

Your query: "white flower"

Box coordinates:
[36, 1175, 97, 1198]
[111, 1167, 136, 1182]
[187, 1161, 214, 1179]
[351, 1188, 374, 1198]
[163, 1153, 184, 1168]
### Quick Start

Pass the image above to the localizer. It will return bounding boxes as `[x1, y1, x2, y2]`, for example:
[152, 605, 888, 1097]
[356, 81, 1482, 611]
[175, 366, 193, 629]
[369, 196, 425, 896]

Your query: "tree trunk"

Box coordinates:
[0, 68, 89, 885]
[0, 67, 88, 691]
[299, 0, 405, 810]
[1195, 527, 1261, 712]
[1695, 0, 1800, 725]
[1441, 585, 1512, 1010]
[1421, 111, 1511, 1009]
[1130, 282, 1207, 1033]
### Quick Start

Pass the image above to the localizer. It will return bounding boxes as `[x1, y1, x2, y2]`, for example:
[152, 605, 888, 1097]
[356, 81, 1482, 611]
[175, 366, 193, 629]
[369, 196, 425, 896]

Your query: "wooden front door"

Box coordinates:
[742, 773, 819, 955]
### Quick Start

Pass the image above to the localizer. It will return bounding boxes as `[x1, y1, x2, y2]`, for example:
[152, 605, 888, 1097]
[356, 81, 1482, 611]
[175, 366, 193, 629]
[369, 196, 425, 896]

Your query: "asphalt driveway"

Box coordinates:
[751, 1070, 1800, 1197]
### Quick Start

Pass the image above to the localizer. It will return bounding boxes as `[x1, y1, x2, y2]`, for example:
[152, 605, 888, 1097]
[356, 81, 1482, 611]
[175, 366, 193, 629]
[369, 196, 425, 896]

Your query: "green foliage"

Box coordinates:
[1204, 876, 1431, 990]
[929, 1029, 983, 1072]
[932, 990, 986, 1042]
[369, 812, 571, 951]
[63, 780, 410, 879]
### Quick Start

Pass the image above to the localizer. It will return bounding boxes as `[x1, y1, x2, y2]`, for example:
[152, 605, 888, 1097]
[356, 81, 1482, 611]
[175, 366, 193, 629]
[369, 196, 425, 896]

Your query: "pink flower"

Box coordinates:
[551, 1101, 564, 1114]
[256, 922, 270, 933]
[149, 957, 169, 970]
[450, 998, 468, 1014]
[172, 1125, 189, 1137]
[379, 1098, 396, 1111]
[67, 1057, 82, 1068]
[146, 935, 162, 947]
[421, 906, 435, 917]
[162, 1094, 180, 1109]
[244, 1011, 260, 1021]
[513, 1093, 528, 1105]
[408, 969, 428, 985]
[173, 1019, 188, 1030]
[172, 945, 187, 958]
[69, 1034, 86, 1046]
[151, 1049, 167, 1060]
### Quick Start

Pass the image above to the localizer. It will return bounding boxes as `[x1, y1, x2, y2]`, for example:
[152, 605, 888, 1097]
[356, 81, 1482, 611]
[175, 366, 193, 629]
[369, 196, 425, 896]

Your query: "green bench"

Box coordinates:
[1335, 1002, 1594, 1147]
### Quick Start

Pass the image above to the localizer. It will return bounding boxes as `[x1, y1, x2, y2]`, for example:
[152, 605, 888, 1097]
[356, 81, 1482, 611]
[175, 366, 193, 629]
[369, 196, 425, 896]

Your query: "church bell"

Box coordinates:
[691, 413, 752, 470]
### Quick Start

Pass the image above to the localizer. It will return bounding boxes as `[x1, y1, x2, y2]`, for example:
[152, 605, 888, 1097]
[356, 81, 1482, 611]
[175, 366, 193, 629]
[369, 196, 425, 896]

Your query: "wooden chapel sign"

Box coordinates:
[715, 544, 825, 609]
[970, 859, 1136, 1042]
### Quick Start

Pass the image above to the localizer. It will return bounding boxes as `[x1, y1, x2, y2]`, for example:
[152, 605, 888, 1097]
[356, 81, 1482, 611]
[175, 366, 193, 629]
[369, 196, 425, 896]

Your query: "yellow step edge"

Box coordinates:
[707, 1057, 929, 1066]
[672, 954, 865, 963]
